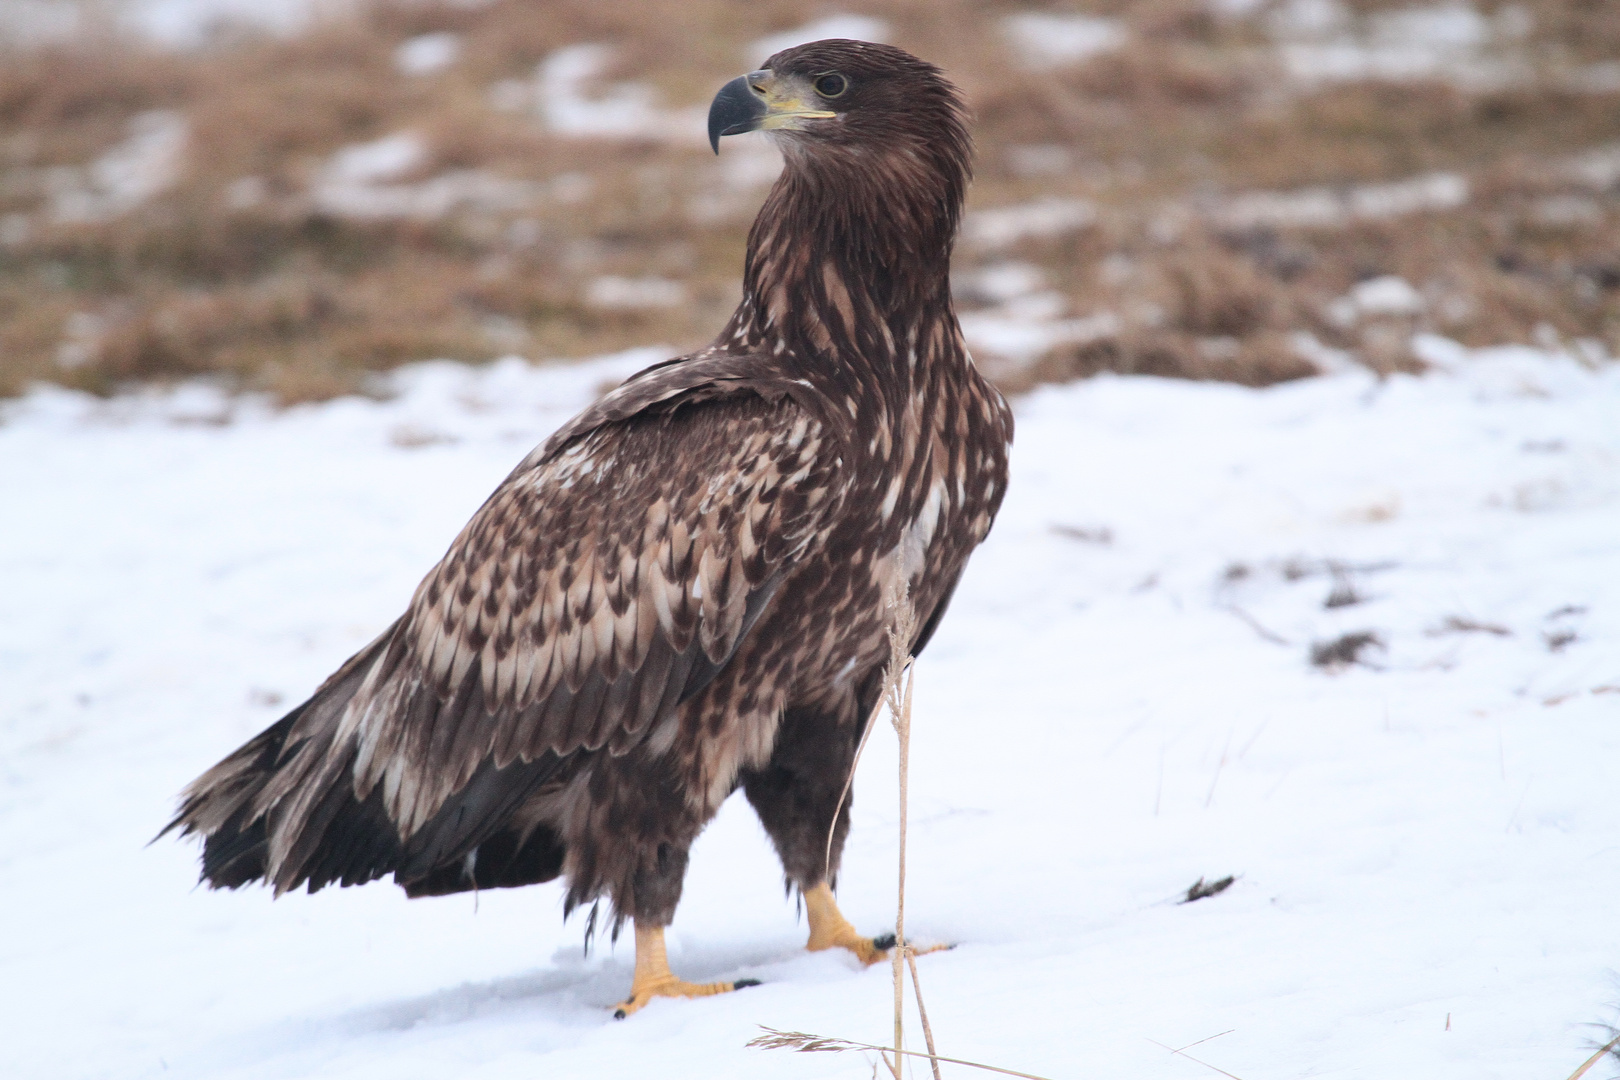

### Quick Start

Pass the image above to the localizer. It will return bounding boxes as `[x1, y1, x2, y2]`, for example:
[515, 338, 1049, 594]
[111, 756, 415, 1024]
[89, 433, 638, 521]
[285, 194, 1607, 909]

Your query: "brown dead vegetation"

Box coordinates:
[0, 0, 1617, 401]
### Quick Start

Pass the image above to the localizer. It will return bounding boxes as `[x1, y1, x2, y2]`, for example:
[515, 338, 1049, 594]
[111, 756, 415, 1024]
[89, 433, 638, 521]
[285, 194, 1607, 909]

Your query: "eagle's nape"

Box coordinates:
[163, 38, 1011, 1017]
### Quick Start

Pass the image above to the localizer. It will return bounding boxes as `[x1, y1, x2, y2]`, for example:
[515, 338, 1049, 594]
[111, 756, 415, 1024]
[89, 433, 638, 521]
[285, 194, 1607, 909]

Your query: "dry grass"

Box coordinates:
[749, 1027, 1062, 1080]
[1565, 1033, 1620, 1080]
[0, 0, 1617, 401]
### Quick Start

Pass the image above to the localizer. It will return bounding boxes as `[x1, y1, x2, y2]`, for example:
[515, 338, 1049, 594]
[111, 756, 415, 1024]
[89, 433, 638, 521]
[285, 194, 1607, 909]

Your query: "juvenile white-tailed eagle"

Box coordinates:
[164, 39, 1012, 1017]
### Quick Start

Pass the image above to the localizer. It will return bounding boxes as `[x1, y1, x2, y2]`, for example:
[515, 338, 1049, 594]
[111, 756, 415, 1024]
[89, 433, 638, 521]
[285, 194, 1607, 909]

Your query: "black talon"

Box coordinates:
[613, 1007, 628, 1020]
[734, 978, 762, 989]
[871, 933, 897, 951]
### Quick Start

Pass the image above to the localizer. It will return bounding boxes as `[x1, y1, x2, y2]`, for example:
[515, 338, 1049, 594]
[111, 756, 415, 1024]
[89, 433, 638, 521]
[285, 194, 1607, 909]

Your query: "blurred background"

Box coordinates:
[0, 0, 1616, 403]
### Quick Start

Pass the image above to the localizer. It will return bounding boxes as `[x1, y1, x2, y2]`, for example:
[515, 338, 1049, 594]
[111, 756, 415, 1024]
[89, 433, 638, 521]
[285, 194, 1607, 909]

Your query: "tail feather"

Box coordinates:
[158, 706, 301, 888]
[161, 625, 568, 898]
[282, 766, 406, 892]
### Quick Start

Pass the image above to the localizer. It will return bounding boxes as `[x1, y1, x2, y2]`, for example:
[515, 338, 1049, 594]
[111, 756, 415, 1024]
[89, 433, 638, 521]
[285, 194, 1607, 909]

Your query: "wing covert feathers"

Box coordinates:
[167, 372, 845, 895]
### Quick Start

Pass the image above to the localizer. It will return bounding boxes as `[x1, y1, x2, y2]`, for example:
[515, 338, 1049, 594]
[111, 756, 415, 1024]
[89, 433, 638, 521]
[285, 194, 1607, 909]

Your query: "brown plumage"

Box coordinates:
[164, 39, 1012, 972]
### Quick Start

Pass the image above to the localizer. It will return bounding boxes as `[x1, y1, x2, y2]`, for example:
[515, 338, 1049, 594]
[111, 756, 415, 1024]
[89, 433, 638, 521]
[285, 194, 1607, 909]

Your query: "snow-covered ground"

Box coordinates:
[2, 342, 1618, 1079]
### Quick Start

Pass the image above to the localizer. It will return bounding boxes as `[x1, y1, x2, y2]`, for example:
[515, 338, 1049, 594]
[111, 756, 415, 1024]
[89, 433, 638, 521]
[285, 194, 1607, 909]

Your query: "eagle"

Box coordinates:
[163, 39, 1012, 1018]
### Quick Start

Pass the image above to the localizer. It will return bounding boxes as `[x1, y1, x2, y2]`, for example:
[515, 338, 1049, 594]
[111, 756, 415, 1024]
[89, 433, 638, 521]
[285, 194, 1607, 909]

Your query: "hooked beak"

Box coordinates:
[707, 70, 836, 154]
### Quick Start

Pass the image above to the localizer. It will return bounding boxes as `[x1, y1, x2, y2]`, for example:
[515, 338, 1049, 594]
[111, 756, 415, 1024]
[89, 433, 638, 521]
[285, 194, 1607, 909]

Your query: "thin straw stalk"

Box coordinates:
[748, 1027, 1059, 1080]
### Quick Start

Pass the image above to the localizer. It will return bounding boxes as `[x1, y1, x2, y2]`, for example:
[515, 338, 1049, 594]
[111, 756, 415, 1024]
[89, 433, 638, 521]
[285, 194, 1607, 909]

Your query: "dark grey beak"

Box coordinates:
[708, 74, 768, 154]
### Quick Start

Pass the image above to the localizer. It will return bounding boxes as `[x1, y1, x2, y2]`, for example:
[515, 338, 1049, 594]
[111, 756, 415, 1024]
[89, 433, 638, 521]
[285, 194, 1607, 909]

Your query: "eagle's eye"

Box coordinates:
[813, 73, 848, 99]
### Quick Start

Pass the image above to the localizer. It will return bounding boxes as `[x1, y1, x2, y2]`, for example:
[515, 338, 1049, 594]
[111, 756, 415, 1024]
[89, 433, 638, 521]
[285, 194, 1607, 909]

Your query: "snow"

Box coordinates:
[1565, 144, 1620, 192]
[1218, 172, 1469, 231]
[1001, 12, 1126, 70]
[325, 133, 428, 187]
[508, 44, 705, 144]
[48, 110, 187, 224]
[0, 0, 81, 45]
[2, 343, 1619, 1079]
[1569, 63, 1620, 95]
[309, 133, 543, 222]
[0, 0, 317, 48]
[128, 0, 319, 48]
[961, 309, 1119, 367]
[1351, 275, 1423, 316]
[1334, 275, 1426, 323]
[1268, 0, 1521, 89]
[953, 263, 1048, 307]
[962, 197, 1098, 250]
[584, 276, 687, 310]
[395, 32, 461, 78]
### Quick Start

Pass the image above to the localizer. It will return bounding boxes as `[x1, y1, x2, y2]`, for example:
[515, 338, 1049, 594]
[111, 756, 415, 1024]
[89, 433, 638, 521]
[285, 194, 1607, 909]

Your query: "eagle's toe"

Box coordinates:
[613, 973, 756, 1019]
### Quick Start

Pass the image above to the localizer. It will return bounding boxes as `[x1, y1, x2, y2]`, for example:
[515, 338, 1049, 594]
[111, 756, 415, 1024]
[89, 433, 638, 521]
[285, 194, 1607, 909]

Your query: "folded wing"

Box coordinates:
[167, 372, 845, 895]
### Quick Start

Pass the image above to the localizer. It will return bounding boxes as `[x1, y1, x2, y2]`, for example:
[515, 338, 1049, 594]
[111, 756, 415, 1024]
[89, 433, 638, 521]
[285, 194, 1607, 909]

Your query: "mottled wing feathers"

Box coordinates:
[532, 351, 851, 470]
[242, 377, 845, 890]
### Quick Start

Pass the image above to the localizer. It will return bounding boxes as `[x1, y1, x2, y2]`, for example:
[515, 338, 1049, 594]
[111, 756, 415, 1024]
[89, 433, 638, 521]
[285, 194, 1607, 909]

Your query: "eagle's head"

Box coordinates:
[711, 41, 972, 328]
[708, 39, 970, 180]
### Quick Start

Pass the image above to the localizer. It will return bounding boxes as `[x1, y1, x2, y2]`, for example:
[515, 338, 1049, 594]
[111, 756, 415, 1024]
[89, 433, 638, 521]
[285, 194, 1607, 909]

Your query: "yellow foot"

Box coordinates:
[613, 972, 758, 1019]
[802, 883, 951, 965]
[612, 921, 760, 1019]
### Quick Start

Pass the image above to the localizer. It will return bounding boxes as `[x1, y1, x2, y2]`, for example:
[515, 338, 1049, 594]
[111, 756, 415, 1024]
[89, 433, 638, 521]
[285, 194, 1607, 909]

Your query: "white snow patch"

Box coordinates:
[315, 170, 539, 221]
[505, 43, 705, 144]
[687, 141, 785, 223]
[222, 174, 266, 210]
[1563, 143, 1620, 191]
[1351, 171, 1470, 218]
[3, 342, 1619, 1079]
[0, 0, 82, 44]
[749, 14, 888, 63]
[395, 32, 462, 77]
[311, 131, 540, 221]
[326, 132, 427, 187]
[1220, 185, 1343, 230]
[0, 0, 318, 48]
[960, 309, 1119, 364]
[1566, 61, 1620, 94]
[49, 110, 187, 223]
[127, 0, 320, 48]
[1004, 144, 1073, 179]
[1270, 0, 1523, 89]
[585, 275, 686, 310]
[53, 310, 106, 370]
[963, 197, 1097, 249]
[1530, 195, 1603, 228]
[1290, 330, 1361, 374]
[1351, 275, 1424, 317]
[1001, 11, 1126, 69]
[954, 262, 1047, 307]
[1218, 171, 1469, 229]
[718, 140, 784, 190]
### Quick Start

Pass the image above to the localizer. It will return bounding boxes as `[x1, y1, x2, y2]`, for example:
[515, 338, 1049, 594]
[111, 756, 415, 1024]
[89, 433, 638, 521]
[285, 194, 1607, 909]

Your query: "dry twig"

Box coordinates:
[1565, 1033, 1620, 1080]
[907, 947, 943, 1080]
[885, 594, 920, 1075]
[749, 1028, 1059, 1080]
[1147, 1036, 1247, 1080]
[824, 688, 888, 883]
